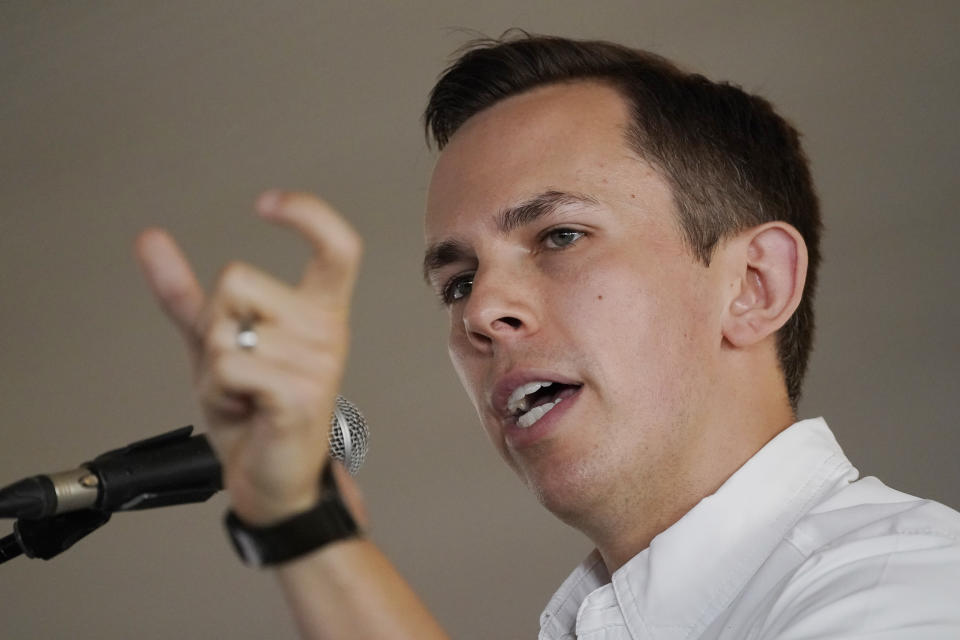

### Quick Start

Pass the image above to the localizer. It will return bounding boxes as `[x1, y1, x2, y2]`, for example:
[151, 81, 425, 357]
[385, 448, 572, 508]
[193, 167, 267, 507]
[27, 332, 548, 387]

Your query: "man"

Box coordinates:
[136, 35, 960, 638]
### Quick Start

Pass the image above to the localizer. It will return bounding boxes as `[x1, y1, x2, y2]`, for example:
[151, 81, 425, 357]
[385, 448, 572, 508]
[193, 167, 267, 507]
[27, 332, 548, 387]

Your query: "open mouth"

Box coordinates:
[506, 381, 582, 428]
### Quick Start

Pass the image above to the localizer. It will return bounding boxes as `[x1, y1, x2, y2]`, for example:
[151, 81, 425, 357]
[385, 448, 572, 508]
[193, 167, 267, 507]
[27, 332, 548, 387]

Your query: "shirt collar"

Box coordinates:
[540, 417, 858, 640]
[539, 548, 610, 638]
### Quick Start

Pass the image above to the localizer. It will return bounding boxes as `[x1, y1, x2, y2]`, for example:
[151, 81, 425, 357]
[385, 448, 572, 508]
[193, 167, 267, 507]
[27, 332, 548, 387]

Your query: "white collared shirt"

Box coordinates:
[539, 418, 960, 639]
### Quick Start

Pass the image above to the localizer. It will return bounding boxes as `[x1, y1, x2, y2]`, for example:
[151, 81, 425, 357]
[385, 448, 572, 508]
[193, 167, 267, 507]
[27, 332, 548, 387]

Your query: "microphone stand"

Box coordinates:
[0, 509, 111, 564]
[0, 425, 222, 565]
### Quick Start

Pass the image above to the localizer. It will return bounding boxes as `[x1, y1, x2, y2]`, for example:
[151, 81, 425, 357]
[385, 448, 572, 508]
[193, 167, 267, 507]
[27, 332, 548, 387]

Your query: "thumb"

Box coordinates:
[134, 227, 207, 361]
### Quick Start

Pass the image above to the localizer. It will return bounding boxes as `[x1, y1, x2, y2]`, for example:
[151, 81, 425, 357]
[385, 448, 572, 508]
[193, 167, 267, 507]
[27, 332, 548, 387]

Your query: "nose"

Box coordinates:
[460, 266, 539, 353]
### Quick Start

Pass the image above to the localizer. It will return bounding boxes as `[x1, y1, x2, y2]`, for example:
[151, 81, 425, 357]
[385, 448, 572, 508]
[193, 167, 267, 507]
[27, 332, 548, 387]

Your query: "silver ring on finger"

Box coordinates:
[236, 320, 259, 351]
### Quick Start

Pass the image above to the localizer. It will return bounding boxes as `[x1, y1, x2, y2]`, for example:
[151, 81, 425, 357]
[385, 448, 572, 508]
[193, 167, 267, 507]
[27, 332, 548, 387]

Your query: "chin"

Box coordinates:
[520, 454, 607, 527]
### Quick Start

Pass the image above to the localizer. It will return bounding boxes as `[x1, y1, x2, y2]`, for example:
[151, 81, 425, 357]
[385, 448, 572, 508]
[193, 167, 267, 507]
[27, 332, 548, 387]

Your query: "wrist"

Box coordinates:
[225, 460, 361, 568]
[225, 461, 326, 527]
[231, 489, 321, 528]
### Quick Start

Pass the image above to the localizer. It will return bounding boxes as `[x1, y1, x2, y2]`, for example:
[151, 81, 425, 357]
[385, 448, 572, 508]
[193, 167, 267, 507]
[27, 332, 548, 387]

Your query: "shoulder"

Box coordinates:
[758, 477, 960, 638]
[791, 475, 960, 554]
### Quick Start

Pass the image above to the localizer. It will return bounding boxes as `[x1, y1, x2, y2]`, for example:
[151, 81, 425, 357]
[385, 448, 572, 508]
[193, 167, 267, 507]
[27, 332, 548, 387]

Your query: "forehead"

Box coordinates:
[424, 81, 639, 240]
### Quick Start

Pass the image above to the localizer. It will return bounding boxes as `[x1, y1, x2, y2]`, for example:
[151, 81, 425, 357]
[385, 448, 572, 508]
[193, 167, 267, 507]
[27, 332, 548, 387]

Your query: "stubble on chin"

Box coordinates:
[510, 435, 616, 529]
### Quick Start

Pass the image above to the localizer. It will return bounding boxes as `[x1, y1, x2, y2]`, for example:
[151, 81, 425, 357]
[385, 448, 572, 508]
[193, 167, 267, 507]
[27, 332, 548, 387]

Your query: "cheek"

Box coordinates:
[447, 331, 478, 402]
[568, 260, 715, 393]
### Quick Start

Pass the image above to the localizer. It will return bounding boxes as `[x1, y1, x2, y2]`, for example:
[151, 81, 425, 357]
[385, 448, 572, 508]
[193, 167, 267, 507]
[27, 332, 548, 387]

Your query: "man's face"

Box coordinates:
[424, 82, 726, 524]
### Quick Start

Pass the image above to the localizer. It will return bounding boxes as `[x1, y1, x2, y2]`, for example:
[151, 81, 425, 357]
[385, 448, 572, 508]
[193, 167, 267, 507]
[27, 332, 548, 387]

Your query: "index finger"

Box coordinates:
[256, 190, 363, 302]
[134, 227, 207, 358]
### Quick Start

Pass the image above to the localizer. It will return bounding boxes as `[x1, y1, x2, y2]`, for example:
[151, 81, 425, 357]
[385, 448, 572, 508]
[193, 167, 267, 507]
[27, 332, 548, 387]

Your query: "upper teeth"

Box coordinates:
[506, 381, 554, 415]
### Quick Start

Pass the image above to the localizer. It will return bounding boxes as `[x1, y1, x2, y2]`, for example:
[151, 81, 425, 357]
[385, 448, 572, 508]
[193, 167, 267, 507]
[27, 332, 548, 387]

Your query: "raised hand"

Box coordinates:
[134, 191, 362, 526]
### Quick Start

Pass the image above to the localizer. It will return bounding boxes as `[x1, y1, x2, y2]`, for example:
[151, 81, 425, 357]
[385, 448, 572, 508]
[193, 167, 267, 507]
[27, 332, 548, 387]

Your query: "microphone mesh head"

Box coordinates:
[329, 395, 369, 475]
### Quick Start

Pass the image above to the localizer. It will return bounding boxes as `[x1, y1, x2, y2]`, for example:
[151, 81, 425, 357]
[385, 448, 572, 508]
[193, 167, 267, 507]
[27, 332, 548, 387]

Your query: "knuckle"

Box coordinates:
[202, 322, 227, 355]
[217, 261, 251, 293]
[203, 350, 223, 378]
[205, 347, 234, 379]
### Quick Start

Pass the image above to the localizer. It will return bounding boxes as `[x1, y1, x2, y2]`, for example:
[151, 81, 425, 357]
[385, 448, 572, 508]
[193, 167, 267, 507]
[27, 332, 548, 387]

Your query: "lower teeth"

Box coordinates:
[517, 398, 562, 428]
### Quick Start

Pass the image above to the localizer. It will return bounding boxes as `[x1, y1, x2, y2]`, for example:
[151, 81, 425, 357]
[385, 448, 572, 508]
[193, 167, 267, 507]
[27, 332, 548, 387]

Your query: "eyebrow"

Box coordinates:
[422, 190, 599, 282]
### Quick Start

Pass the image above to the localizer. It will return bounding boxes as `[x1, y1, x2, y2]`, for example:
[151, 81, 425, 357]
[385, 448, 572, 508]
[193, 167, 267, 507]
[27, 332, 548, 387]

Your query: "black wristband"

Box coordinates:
[224, 461, 360, 568]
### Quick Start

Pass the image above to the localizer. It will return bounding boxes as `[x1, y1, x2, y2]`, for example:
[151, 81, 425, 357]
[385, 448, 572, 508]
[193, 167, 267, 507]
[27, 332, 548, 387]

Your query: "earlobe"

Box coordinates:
[722, 223, 807, 348]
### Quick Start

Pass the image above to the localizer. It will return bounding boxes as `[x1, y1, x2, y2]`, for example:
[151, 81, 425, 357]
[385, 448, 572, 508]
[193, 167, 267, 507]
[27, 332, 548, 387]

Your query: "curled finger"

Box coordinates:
[256, 190, 363, 304]
[206, 319, 349, 381]
[199, 348, 339, 438]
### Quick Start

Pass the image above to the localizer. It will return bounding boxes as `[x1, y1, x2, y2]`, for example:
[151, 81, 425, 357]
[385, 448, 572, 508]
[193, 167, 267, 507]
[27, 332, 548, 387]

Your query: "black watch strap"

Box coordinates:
[224, 462, 360, 568]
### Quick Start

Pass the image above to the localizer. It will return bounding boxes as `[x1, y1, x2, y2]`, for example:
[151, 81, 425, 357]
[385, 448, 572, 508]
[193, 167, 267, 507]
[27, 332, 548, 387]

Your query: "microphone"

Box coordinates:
[0, 395, 368, 520]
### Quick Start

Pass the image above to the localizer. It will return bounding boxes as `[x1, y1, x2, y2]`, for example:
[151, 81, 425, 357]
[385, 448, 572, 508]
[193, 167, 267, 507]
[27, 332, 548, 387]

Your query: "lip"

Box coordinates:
[500, 384, 583, 449]
[488, 368, 584, 448]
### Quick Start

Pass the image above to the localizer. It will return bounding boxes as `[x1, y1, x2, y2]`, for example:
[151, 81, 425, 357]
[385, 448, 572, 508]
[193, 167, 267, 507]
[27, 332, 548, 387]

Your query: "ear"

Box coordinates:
[721, 222, 808, 348]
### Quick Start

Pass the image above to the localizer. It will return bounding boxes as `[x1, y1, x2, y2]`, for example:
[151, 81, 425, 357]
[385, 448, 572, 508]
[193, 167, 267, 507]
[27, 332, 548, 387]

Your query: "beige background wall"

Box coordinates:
[1, 2, 957, 638]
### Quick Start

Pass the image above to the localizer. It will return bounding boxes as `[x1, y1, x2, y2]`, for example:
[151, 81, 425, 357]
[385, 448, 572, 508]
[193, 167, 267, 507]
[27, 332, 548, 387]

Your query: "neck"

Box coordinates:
[586, 372, 795, 572]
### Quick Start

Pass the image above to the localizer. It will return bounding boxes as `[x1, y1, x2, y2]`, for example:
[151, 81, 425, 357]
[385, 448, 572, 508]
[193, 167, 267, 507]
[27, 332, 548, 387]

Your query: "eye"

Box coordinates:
[441, 273, 474, 304]
[542, 228, 585, 249]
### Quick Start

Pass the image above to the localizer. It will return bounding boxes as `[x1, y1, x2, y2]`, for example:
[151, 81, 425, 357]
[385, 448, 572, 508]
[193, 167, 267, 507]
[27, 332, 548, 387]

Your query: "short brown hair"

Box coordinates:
[424, 33, 822, 408]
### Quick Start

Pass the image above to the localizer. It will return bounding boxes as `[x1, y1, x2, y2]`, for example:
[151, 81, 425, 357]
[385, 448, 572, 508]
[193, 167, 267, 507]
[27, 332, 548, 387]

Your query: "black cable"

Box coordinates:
[0, 532, 23, 564]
